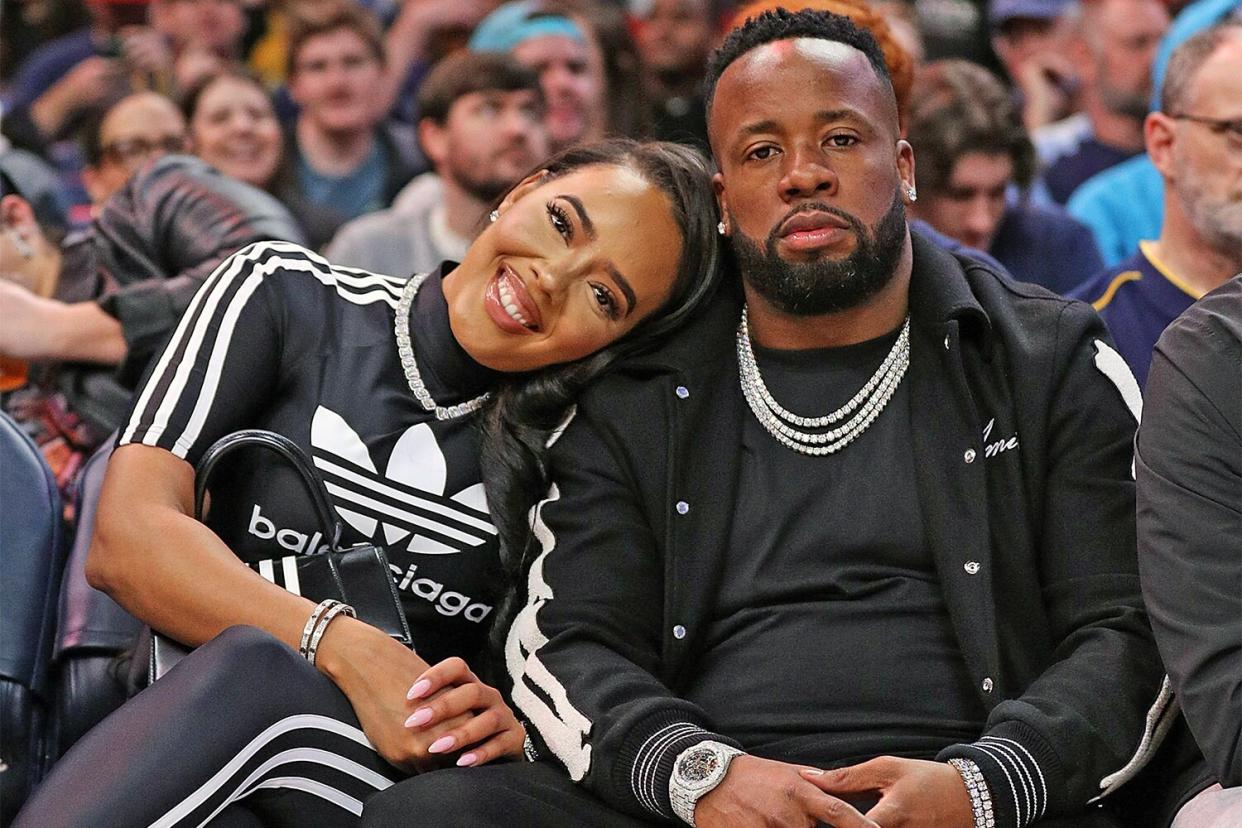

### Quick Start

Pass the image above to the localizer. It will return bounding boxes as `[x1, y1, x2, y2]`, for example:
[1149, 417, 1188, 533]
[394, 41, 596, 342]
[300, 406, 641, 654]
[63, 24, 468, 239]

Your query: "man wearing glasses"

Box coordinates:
[1072, 22, 1242, 389]
[81, 90, 190, 207]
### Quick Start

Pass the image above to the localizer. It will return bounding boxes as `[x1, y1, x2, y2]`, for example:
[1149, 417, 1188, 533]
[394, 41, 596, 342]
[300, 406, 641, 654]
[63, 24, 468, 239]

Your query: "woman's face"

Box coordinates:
[190, 76, 283, 189]
[443, 163, 686, 372]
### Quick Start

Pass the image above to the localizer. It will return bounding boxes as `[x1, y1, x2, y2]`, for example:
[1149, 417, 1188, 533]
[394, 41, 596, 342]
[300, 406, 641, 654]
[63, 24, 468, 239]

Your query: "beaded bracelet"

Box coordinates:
[948, 758, 996, 828]
[303, 600, 356, 667]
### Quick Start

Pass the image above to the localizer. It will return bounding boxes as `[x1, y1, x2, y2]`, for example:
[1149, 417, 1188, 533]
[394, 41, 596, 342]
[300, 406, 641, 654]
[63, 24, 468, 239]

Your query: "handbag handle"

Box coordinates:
[194, 430, 343, 551]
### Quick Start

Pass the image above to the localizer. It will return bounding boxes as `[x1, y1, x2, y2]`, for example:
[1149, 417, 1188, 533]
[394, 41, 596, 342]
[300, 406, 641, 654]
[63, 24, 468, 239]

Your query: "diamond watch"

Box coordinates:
[669, 741, 744, 826]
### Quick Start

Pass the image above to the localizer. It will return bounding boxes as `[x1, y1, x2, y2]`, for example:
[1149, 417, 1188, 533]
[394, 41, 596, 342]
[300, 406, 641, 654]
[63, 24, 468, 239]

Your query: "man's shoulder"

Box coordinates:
[1155, 274, 1242, 400]
[1069, 251, 1148, 307]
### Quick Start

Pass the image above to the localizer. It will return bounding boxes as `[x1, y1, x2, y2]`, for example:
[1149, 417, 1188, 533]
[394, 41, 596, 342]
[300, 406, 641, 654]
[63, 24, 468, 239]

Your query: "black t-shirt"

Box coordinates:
[119, 241, 502, 664]
[684, 329, 987, 766]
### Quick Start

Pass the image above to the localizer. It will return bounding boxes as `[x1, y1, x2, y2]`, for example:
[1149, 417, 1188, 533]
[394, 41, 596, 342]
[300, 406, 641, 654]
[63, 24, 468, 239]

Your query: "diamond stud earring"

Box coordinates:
[905, 187, 917, 203]
[717, 221, 727, 236]
[488, 209, 500, 223]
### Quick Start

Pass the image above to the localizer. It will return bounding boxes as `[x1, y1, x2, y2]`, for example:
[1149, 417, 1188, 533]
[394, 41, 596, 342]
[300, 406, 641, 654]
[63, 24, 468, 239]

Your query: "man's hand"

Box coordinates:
[806, 756, 973, 828]
[29, 57, 124, 137]
[402, 656, 525, 768]
[694, 755, 881, 828]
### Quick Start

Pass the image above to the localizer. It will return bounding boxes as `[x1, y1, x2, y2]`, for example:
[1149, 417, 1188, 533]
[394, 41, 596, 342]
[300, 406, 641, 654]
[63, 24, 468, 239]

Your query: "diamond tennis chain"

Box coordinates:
[737, 306, 911, 455]
[394, 273, 490, 421]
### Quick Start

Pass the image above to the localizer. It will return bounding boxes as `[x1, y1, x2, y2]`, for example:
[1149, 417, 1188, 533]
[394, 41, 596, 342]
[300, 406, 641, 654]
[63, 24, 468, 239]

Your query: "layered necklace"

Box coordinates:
[736, 305, 911, 456]
[394, 272, 490, 421]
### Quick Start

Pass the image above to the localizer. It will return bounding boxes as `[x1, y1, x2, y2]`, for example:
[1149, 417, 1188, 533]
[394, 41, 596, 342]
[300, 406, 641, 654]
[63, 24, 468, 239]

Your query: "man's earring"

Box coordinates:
[905, 186, 917, 203]
[488, 209, 499, 223]
[717, 221, 727, 236]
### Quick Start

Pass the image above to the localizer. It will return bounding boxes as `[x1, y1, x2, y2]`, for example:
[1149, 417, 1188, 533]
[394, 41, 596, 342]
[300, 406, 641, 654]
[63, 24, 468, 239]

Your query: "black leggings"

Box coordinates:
[15, 626, 404, 827]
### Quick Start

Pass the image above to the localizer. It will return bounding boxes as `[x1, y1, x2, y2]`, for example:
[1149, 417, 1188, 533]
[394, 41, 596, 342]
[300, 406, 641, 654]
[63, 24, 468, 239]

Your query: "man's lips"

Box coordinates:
[774, 210, 855, 253]
[484, 265, 542, 334]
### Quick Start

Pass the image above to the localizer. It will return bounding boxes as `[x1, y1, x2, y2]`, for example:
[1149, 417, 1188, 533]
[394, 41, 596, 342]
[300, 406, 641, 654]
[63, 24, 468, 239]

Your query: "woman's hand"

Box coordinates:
[404, 656, 526, 768]
[316, 617, 472, 774]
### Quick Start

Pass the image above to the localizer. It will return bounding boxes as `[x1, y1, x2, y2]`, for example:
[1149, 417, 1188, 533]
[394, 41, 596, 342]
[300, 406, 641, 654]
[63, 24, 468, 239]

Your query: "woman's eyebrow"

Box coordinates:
[560, 194, 596, 240]
[605, 263, 637, 317]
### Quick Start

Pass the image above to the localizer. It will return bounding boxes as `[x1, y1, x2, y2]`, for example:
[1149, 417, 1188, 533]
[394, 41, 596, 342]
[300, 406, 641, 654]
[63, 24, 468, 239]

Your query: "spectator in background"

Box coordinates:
[1072, 22, 1242, 388]
[1, 0, 246, 156]
[0, 154, 305, 499]
[633, 0, 715, 151]
[182, 69, 284, 193]
[1066, 0, 1241, 265]
[908, 60, 1103, 294]
[327, 52, 548, 276]
[470, 1, 605, 152]
[1041, 0, 1169, 204]
[989, 0, 1078, 132]
[80, 90, 189, 206]
[728, 0, 916, 134]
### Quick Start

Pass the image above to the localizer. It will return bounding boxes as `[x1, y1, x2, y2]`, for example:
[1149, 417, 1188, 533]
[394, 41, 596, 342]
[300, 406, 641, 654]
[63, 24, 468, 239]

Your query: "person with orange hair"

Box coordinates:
[728, 0, 915, 130]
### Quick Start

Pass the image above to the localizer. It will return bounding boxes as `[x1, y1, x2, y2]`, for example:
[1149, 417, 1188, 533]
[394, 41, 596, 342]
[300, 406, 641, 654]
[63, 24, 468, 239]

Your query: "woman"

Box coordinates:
[15, 139, 721, 826]
[183, 69, 285, 193]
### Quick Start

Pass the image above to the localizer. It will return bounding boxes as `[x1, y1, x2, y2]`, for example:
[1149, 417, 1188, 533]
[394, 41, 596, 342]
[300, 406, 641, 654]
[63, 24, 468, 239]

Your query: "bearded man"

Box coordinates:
[363, 10, 1208, 828]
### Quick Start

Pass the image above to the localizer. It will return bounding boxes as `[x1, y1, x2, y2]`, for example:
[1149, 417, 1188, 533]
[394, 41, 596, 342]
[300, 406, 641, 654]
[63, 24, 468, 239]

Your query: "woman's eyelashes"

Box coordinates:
[547, 201, 573, 242]
[591, 283, 621, 321]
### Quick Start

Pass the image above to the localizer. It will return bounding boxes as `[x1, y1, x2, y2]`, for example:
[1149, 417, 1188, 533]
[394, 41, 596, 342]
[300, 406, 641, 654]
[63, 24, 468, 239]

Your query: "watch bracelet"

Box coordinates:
[948, 757, 996, 828]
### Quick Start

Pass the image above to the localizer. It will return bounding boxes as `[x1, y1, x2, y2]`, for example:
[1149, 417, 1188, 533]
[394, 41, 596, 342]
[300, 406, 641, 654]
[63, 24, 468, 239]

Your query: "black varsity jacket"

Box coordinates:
[505, 231, 1171, 827]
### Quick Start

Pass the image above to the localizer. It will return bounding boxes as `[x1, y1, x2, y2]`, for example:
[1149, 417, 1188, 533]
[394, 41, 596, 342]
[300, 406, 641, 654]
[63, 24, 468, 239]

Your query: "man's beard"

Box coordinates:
[453, 166, 514, 204]
[729, 191, 908, 316]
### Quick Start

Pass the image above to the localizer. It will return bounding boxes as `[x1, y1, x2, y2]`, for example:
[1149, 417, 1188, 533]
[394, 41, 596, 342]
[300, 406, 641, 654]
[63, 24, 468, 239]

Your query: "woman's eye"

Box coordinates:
[591, 283, 620, 320]
[547, 201, 572, 241]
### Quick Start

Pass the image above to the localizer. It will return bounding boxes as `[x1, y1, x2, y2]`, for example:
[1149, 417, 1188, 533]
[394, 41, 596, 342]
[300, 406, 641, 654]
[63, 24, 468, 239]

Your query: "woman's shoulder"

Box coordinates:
[224, 241, 409, 316]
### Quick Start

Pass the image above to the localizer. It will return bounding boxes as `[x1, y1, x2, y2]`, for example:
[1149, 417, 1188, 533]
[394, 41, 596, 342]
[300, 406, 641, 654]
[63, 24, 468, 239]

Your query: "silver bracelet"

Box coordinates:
[305, 601, 356, 667]
[949, 758, 995, 828]
[299, 599, 337, 659]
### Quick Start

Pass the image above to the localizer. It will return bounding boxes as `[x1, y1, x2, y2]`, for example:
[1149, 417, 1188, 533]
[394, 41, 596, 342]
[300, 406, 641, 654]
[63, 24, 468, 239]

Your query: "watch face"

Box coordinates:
[677, 748, 722, 783]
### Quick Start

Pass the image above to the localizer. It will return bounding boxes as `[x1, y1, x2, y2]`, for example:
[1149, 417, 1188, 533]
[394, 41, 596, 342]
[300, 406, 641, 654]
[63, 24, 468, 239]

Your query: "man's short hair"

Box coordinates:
[704, 8, 894, 119]
[417, 51, 544, 125]
[908, 60, 1036, 193]
[286, 3, 385, 78]
[1160, 21, 1242, 114]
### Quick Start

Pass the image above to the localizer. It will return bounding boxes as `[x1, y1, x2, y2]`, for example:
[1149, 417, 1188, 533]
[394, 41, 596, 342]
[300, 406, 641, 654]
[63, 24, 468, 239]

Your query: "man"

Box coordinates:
[325, 51, 547, 276]
[908, 59, 1103, 295]
[989, 0, 1078, 132]
[469, 0, 604, 152]
[1041, 0, 1169, 204]
[1072, 22, 1242, 388]
[1137, 274, 1242, 827]
[363, 10, 1174, 827]
[277, 3, 424, 248]
[80, 90, 190, 206]
[633, 0, 716, 152]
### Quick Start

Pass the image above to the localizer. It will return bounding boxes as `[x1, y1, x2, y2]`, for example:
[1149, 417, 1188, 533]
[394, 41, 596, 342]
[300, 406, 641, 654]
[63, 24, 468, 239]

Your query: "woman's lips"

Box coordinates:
[483, 265, 541, 334]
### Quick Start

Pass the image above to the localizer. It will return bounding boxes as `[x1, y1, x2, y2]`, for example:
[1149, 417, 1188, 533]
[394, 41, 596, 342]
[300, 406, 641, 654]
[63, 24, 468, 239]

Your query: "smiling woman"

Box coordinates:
[183, 70, 285, 192]
[15, 139, 721, 828]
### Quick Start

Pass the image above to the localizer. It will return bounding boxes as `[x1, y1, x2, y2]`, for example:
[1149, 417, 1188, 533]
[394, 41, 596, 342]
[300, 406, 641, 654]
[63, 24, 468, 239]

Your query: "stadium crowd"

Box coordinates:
[1, 0, 1239, 825]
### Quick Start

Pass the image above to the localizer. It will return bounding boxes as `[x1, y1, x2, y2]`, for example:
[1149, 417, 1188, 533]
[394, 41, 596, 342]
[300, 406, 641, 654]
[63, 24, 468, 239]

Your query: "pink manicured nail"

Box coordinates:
[407, 679, 431, 700]
[427, 735, 456, 754]
[800, 768, 824, 776]
[456, 752, 478, 767]
[404, 708, 432, 728]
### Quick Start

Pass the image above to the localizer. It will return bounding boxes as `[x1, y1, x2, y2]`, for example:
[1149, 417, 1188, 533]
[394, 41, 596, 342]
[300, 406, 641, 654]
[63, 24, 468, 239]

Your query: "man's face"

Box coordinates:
[1158, 35, 1242, 253]
[87, 93, 189, 204]
[637, 0, 714, 79]
[289, 28, 384, 136]
[709, 38, 914, 315]
[152, 0, 246, 55]
[993, 17, 1060, 84]
[917, 151, 1013, 252]
[429, 88, 549, 202]
[1085, 0, 1169, 120]
[512, 35, 601, 150]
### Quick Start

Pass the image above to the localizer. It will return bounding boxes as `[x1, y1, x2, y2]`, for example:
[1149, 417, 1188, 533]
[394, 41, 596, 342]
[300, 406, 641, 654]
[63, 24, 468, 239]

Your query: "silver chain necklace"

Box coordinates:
[736, 306, 911, 455]
[394, 272, 490, 421]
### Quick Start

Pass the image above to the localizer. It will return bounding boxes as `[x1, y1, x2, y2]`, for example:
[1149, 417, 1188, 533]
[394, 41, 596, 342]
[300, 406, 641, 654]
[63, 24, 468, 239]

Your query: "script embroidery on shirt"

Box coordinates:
[982, 417, 1020, 459]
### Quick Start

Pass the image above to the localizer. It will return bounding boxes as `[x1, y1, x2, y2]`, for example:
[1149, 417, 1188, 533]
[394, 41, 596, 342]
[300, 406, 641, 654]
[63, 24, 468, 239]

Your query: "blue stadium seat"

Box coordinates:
[47, 439, 141, 763]
[0, 411, 67, 822]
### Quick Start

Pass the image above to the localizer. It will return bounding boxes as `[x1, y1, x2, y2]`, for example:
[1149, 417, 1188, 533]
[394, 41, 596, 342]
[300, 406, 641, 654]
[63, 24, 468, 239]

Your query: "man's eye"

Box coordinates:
[547, 201, 573, 241]
[826, 134, 858, 148]
[591, 283, 620, 319]
[747, 146, 778, 161]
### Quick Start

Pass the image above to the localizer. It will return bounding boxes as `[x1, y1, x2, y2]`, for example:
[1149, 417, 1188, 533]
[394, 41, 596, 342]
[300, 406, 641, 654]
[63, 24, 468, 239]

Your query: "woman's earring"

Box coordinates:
[717, 221, 727, 236]
[5, 228, 33, 259]
[905, 187, 917, 203]
[488, 209, 499, 223]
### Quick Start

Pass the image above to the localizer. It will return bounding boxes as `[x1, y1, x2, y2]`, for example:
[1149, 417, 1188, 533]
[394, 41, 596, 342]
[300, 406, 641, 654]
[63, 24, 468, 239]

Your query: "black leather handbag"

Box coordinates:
[148, 430, 412, 682]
